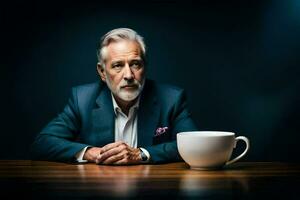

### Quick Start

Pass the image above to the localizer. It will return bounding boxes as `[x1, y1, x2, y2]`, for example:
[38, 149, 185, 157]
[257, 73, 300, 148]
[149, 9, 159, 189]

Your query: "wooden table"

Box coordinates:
[0, 160, 299, 199]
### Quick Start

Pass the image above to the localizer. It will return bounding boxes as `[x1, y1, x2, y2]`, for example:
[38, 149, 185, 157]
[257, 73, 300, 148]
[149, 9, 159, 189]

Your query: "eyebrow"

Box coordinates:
[111, 58, 143, 64]
[111, 60, 124, 65]
[130, 58, 143, 62]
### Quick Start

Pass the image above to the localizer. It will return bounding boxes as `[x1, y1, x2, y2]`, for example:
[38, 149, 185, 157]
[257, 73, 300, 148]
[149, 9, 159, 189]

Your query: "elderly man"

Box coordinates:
[31, 28, 198, 164]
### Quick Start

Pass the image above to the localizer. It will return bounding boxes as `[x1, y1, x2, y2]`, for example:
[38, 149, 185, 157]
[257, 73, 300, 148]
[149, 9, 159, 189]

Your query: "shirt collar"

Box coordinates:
[111, 93, 140, 115]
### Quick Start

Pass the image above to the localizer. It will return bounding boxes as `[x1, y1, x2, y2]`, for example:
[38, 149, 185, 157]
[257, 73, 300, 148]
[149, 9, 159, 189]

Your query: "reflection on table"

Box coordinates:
[0, 160, 299, 199]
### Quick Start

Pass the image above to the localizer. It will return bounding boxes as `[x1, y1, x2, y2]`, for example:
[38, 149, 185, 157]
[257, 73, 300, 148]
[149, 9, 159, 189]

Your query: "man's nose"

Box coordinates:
[123, 64, 134, 81]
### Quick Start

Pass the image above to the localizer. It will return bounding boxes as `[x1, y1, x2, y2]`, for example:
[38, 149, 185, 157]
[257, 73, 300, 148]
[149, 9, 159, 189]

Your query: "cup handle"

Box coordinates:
[226, 136, 250, 165]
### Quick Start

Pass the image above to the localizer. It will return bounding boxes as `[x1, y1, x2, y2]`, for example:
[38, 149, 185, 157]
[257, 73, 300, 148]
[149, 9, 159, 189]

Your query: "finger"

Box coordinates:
[100, 141, 126, 154]
[97, 143, 127, 163]
[112, 147, 141, 165]
[112, 156, 131, 165]
[102, 151, 126, 165]
[97, 147, 121, 163]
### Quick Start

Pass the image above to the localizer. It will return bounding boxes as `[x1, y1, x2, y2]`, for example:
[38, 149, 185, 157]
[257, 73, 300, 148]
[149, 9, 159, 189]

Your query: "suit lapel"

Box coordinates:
[92, 85, 115, 146]
[137, 81, 160, 147]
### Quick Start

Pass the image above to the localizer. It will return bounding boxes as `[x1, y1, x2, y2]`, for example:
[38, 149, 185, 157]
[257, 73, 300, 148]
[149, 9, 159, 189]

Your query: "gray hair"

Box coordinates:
[97, 28, 146, 67]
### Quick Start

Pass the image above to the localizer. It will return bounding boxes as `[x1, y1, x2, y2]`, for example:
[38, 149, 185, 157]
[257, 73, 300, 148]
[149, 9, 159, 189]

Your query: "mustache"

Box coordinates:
[119, 80, 141, 88]
[120, 84, 139, 88]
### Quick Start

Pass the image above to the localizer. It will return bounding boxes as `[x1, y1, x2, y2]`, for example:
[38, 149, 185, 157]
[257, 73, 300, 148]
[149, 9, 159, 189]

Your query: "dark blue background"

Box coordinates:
[2, 0, 300, 162]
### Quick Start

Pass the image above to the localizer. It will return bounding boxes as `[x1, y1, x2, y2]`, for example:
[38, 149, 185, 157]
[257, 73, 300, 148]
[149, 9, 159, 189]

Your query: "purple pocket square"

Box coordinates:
[155, 127, 169, 137]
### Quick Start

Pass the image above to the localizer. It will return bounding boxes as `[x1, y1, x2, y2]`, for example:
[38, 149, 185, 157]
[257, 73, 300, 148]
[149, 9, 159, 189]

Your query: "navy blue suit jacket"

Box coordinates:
[31, 79, 198, 163]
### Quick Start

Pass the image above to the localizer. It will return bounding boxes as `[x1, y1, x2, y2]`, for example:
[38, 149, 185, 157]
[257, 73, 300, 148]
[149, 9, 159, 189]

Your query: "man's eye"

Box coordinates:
[131, 62, 142, 69]
[112, 64, 122, 68]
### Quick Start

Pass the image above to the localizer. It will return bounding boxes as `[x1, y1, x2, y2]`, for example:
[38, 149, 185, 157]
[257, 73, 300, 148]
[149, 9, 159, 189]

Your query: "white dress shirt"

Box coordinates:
[76, 93, 150, 163]
[112, 94, 139, 148]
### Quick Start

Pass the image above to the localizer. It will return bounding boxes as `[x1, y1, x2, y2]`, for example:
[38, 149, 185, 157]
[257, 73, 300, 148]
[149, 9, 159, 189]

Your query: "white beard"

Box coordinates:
[105, 75, 145, 102]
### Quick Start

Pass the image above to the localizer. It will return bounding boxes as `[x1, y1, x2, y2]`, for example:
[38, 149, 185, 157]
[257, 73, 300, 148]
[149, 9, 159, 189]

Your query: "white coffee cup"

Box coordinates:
[177, 131, 250, 170]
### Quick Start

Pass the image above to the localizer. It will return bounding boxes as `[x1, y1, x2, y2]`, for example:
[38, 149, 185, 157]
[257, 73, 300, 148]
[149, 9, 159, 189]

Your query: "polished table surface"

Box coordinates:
[0, 160, 299, 199]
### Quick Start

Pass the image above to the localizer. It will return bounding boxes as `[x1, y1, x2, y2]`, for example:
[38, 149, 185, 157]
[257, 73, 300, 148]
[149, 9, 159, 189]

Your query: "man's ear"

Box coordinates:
[97, 63, 106, 82]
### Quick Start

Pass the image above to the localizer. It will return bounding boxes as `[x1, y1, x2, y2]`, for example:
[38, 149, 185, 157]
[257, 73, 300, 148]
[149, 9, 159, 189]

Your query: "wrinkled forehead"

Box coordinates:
[105, 40, 142, 61]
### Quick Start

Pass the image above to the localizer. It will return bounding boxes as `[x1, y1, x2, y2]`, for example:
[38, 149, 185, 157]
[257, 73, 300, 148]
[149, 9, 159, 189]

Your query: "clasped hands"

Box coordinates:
[83, 141, 142, 165]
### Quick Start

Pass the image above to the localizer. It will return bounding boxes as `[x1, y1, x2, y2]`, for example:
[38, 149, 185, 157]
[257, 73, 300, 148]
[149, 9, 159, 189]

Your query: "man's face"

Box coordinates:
[98, 40, 145, 102]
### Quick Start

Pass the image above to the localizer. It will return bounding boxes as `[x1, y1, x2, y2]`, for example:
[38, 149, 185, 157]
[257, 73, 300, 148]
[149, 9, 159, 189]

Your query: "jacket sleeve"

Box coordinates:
[30, 87, 88, 162]
[145, 90, 198, 163]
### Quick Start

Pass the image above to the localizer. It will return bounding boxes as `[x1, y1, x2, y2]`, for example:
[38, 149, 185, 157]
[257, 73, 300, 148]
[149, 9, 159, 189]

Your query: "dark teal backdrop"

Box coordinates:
[2, 0, 300, 162]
